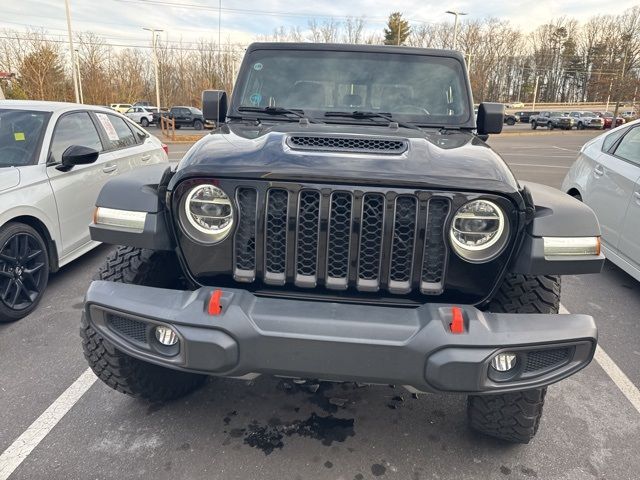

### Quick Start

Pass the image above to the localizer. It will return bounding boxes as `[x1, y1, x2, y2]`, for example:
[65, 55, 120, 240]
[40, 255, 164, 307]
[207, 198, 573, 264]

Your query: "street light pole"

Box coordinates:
[75, 49, 84, 104]
[445, 10, 467, 50]
[64, 0, 80, 103]
[532, 76, 539, 111]
[144, 27, 163, 109]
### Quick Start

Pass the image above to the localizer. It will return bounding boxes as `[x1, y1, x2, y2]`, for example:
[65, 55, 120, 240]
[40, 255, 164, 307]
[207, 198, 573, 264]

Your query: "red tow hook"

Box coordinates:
[207, 289, 223, 316]
[450, 306, 465, 334]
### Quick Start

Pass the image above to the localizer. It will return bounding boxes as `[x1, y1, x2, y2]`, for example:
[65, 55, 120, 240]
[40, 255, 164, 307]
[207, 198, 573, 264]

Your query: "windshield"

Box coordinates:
[0, 109, 51, 167]
[234, 49, 471, 126]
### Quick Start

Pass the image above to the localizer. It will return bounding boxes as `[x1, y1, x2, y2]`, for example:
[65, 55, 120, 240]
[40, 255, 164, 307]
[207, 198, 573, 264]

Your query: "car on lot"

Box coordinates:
[530, 111, 574, 129]
[515, 110, 538, 123]
[124, 106, 157, 127]
[83, 43, 602, 445]
[0, 100, 168, 322]
[109, 103, 133, 114]
[503, 112, 518, 125]
[569, 111, 604, 130]
[154, 106, 206, 130]
[595, 111, 625, 129]
[562, 120, 640, 281]
[508, 101, 525, 108]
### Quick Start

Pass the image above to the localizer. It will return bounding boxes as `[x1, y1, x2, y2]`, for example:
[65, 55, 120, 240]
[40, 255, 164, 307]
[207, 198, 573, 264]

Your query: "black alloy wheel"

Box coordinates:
[0, 223, 49, 322]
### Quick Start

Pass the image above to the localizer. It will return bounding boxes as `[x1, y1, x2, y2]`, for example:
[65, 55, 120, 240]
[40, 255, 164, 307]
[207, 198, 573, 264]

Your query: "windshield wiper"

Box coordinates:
[237, 106, 322, 123]
[324, 111, 422, 131]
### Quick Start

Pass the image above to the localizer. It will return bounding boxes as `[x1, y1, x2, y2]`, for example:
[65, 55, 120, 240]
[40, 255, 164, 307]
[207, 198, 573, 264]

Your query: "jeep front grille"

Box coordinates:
[233, 184, 451, 295]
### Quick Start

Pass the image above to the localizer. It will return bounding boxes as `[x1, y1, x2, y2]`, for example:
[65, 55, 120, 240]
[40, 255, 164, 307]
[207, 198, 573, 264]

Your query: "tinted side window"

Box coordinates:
[603, 128, 628, 152]
[613, 127, 640, 166]
[50, 112, 103, 164]
[95, 113, 137, 149]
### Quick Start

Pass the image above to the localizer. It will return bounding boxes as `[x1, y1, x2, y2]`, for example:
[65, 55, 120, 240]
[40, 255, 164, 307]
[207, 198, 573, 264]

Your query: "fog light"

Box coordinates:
[491, 352, 517, 372]
[155, 325, 178, 346]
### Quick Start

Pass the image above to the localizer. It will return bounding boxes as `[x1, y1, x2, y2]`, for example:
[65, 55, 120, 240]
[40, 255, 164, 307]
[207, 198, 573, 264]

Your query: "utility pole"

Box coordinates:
[445, 11, 467, 50]
[75, 49, 84, 104]
[532, 76, 539, 111]
[144, 27, 163, 109]
[64, 0, 80, 103]
[605, 78, 613, 112]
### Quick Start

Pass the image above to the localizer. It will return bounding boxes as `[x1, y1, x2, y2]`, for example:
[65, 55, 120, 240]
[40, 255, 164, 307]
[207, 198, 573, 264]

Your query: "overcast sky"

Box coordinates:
[2, 0, 638, 47]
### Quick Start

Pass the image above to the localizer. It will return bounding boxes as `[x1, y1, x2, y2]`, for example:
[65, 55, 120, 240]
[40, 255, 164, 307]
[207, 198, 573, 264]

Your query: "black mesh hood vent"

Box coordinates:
[286, 135, 408, 154]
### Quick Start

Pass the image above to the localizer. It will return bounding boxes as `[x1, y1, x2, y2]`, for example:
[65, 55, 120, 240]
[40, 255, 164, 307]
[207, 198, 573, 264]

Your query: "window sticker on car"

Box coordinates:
[250, 93, 262, 105]
[14, 132, 25, 141]
[253, 62, 263, 71]
[96, 113, 119, 141]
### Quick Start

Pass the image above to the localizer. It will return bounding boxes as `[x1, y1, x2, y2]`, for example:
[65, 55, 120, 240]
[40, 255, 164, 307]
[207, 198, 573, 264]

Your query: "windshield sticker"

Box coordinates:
[249, 93, 262, 106]
[13, 132, 25, 141]
[96, 113, 119, 141]
[253, 62, 263, 71]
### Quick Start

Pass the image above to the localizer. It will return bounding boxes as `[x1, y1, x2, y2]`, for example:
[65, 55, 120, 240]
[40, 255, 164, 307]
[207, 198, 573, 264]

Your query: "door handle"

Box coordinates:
[141, 154, 151, 162]
[593, 165, 604, 176]
[102, 164, 117, 173]
[634, 191, 640, 203]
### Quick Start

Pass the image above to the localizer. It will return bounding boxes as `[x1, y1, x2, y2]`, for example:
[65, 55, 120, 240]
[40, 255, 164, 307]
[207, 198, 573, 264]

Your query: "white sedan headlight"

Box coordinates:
[450, 199, 509, 262]
[180, 184, 234, 243]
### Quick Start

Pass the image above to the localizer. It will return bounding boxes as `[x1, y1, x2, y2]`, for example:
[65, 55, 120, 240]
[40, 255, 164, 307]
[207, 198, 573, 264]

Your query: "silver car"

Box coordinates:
[562, 119, 640, 281]
[0, 100, 168, 322]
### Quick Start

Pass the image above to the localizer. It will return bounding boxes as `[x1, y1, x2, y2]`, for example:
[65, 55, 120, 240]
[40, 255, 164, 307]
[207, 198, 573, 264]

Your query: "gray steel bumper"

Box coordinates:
[84, 281, 597, 394]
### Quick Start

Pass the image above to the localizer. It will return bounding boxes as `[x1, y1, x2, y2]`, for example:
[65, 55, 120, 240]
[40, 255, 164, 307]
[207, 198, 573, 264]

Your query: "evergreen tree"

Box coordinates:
[384, 12, 411, 45]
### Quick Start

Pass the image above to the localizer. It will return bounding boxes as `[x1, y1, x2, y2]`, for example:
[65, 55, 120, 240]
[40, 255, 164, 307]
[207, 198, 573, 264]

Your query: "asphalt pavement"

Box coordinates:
[1, 129, 639, 480]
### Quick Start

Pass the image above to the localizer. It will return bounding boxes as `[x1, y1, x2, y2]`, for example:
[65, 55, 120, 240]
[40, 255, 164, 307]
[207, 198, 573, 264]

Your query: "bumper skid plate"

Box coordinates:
[84, 281, 597, 394]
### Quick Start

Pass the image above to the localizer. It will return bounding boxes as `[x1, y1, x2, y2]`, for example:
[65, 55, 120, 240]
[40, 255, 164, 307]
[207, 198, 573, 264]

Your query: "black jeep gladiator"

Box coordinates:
[83, 43, 603, 444]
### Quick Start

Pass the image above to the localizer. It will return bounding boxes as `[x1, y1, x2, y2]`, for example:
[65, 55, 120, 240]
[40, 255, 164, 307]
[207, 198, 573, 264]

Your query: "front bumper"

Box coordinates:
[84, 281, 597, 394]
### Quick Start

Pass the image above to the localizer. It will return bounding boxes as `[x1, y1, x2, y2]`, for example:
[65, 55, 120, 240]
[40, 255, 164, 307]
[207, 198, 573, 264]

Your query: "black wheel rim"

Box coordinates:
[0, 233, 47, 311]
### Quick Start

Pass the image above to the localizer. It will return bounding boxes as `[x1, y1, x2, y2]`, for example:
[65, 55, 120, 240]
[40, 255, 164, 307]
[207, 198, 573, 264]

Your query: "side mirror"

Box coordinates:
[202, 90, 228, 124]
[477, 102, 504, 135]
[57, 145, 100, 171]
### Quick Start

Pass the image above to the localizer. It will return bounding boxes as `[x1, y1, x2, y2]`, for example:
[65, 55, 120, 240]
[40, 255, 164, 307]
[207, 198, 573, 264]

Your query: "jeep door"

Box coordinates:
[46, 111, 108, 255]
[584, 126, 639, 250]
[611, 127, 640, 269]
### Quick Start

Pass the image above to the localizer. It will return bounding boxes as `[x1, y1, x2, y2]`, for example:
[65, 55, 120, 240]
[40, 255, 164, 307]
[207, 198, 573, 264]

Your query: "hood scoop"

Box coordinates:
[286, 134, 408, 155]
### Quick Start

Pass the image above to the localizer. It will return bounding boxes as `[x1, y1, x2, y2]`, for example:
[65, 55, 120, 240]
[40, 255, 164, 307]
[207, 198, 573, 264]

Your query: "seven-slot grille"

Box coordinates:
[233, 185, 451, 295]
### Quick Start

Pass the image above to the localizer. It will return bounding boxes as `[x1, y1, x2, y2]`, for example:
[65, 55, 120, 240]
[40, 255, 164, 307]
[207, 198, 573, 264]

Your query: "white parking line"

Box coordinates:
[560, 304, 640, 415]
[0, 369, 96, 480]
[1, 306, 639, 478]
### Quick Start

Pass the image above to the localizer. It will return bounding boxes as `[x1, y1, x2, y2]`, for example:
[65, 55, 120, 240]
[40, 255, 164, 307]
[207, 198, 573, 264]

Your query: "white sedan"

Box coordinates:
[562, 119, 640, 281]
[0, 100, 168, 322]
[124, 106, 157, 127]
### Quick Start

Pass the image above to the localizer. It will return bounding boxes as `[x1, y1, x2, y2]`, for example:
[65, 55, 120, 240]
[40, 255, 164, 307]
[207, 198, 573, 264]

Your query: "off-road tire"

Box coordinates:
[81, 246, 206, 402]
[193, 119, 203, 130]
[467, 389, 547, 444]
[531, 121, 537, 130]
[141, 117, 149, 127]
[467, 273, 560, 443]
[506, 118, 515, 126]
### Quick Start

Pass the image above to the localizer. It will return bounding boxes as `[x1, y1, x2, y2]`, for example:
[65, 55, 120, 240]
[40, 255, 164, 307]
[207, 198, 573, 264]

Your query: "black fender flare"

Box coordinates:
[510, 182, 604, 275]
[90, 164, 175, 250]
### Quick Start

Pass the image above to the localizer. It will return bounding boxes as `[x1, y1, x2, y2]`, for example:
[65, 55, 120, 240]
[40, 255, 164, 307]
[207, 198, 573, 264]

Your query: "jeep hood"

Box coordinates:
[173, 123, 520, 196]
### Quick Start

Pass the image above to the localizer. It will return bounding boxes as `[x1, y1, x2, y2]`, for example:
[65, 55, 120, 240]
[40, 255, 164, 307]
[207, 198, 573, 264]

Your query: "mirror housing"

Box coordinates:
[477, 102, 504, 135]
[56, 145, 100, 171]
[202, 90, 228, 124]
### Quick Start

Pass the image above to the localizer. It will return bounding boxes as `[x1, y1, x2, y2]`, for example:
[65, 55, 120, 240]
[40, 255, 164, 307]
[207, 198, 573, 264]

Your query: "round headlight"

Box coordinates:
[180, 184, 234, 243]
[449, 199, 509, 262]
